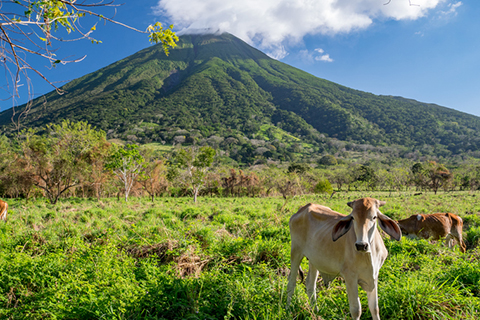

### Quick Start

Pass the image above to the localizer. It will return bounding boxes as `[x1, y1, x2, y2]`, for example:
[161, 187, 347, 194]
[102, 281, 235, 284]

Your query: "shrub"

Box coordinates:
[314, 179, 333, 196]
[318, 154, 337, 166]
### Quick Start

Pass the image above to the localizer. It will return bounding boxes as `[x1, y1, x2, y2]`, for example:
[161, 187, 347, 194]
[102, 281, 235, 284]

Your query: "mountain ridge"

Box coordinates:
[1, 32, 480, 162]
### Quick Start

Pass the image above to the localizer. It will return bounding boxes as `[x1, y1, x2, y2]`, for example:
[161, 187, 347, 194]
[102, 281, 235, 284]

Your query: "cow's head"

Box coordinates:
[332, 198, 402, 252]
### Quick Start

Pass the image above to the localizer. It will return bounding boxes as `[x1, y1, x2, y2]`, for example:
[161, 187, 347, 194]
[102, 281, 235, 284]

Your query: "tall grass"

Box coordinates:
[0, 192, 479, 319]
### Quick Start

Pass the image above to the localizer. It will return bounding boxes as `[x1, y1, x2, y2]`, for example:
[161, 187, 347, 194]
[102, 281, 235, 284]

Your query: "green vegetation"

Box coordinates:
[1, 121, 480, 318]
[314, 179, 333, 196]
[2, 33, 480, 164]
[0, 192, 479, 319]
[2, 119, 480, 204]
[1, 30, 480, 318]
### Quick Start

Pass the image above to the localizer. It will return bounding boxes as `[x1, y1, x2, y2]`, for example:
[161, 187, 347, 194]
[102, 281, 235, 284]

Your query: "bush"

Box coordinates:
[318, 154, 337, 166]
[314, 179, 333, 195]
[287, 163, 309, 174]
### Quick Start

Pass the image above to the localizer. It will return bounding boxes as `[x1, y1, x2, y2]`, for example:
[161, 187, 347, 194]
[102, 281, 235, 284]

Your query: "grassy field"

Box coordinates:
[1, 191, 480, 319]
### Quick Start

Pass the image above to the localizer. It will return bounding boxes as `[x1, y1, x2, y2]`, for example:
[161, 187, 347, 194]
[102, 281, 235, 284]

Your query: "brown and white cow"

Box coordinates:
[396, 212, 466, 253]
[0, 199, 8, 221]
[287, 198, 401, 320]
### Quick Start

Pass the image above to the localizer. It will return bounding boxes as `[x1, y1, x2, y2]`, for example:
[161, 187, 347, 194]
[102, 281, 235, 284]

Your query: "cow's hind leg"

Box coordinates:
[451, 228, 467, 253]
[448, 233, 466, 253]
[287, 246, 303, 307]
[305, 261, 319, 310]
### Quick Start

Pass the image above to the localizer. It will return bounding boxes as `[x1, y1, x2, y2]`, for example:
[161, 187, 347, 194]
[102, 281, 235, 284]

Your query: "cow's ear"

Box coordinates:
[332, 215, 353, 241]
[377, 211, 402, 241]
[347, 201, 354, 208]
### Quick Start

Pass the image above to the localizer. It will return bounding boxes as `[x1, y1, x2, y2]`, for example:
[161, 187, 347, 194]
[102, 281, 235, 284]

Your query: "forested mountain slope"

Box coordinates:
[1, 33, 480, 159]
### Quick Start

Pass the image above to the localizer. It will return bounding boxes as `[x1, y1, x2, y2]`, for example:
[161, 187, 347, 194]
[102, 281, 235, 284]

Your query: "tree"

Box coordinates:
[355, 165, 378, 191]
[19, 120, 106, 204]
[411, 161, 453, 194]
[1, 0, 178, 106]
[327, 166, 350, 191]
[318, 155, 337, 166]
[382, 167, 410, 195]
[276, 172, 304, 211]
[221, 169, 260, 197]
[0, 135, 36, 198]
[83, 138, 113, 200]
[427, 162, 453, 194]
[411, 162, 427, 191]
[469, 166, 480, 192]
[105, 144, 145, 202]
[175, 146, 216, 203]
[139, 146, 168, 202]
[287, 162, 309, 174]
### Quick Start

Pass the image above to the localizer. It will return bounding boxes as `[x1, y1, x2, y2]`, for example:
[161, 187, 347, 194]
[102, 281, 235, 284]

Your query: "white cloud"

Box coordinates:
[266, 45, 289, 60]
[299, 49, 315, 63]
[155, 0, 444, 58]
[299, 48, 334, 63]
[440, 1, 462, 16]
[316, 54, 334, 62]
[314, 48, 334, 62]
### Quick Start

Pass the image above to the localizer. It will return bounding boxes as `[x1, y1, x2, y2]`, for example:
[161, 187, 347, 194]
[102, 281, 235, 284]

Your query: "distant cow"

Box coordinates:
[396, 213, 466, 253]
[0, 199, 7, 221]
[287, 198, 401, 320]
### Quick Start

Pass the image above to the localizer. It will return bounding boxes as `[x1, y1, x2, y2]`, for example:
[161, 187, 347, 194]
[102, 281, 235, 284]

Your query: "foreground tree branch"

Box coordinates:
[1, 0, 178, 112]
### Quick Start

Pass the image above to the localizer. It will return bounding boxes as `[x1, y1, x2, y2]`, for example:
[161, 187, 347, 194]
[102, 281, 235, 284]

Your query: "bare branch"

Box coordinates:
[1, 0, 177, 125]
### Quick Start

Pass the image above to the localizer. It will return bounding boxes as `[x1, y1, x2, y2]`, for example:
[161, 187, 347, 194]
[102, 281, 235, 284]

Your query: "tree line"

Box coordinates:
[1, 120, 480, 204]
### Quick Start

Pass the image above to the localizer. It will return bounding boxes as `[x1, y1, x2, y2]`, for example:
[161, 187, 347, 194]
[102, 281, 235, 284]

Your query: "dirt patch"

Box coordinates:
[126, 241, 210, 278]
[126, 239, 178, 264]
[175, 245, 210, 278]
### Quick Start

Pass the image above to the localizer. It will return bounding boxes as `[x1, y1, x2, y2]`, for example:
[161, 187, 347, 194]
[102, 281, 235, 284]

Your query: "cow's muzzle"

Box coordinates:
[355, 242, 369, 252]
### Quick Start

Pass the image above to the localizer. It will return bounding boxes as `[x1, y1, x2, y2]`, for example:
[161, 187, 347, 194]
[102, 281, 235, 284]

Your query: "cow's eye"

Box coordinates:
[372, 216, 377, 220]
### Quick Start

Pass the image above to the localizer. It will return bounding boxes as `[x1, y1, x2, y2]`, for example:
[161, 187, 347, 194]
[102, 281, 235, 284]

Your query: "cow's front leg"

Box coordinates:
[345, 278, 361, 320]
[366, 285, 381, 320]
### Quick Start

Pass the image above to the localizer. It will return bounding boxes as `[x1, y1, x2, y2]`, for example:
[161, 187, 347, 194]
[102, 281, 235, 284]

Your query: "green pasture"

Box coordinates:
[1, 192, 480, 319]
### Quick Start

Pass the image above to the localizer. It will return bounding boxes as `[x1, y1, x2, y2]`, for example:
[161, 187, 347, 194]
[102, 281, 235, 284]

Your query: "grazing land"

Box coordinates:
[1, 192, 480, 319]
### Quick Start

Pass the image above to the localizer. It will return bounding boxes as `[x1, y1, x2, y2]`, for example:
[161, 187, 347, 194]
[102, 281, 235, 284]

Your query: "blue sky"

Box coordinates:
[3, 0, 479, 118]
